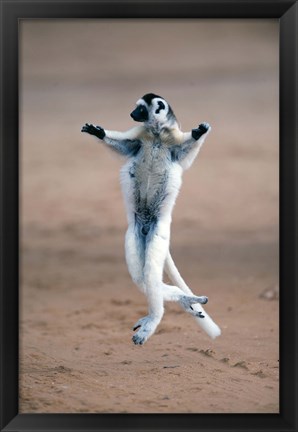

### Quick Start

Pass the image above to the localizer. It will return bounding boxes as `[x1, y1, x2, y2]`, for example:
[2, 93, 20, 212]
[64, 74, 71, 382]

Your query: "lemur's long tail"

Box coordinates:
[164, 253, 221, 339]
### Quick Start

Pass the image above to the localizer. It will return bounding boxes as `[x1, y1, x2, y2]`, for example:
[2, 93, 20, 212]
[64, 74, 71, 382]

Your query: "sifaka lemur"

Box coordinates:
[81, 93, 221, 345]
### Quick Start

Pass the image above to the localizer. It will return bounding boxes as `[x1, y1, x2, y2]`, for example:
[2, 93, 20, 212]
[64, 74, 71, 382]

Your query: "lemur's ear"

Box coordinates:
[155, 101, 165, 114]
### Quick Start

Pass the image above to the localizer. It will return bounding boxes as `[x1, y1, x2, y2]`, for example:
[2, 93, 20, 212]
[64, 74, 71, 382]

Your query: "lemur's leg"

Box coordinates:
[132, 222, 170, 345]
[81, 124, 141, 157]
[171, 122, 211, 170]
[161, 283, 208, 316]
[125, 223, 146, 293]
[164, 253, 208, 316]
[131, 220, 209, 344]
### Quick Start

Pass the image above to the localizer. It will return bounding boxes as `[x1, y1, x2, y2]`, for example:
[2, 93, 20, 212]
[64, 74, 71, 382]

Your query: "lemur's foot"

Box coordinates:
[191, 122, 210, 140]
[132, 315, 160, 345]
[81, 123, 105, 139]
[179, 295, 208, 318]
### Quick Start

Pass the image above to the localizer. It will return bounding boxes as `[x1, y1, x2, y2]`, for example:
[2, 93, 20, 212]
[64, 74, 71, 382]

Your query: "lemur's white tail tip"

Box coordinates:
[208, 325, 221, 339]
[195, 314, 221, 339]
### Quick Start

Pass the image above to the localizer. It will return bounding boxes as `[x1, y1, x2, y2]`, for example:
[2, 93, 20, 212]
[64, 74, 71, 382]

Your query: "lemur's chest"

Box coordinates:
[129, 142, 170, 201]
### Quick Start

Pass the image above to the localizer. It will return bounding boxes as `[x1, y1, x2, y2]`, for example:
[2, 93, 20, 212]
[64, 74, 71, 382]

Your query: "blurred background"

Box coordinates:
[19, 20, 279, 413]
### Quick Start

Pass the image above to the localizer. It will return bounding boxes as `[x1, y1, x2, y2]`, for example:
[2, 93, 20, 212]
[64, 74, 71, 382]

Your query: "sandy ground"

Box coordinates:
[19, 20, 279, 413]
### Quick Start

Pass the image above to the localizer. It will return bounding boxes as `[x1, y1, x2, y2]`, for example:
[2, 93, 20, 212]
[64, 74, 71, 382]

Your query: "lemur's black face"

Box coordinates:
[130, 104, 148, 122]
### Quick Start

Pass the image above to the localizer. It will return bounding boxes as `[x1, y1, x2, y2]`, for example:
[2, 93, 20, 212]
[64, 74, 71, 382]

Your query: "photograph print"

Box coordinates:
[19, 18, 279, 413]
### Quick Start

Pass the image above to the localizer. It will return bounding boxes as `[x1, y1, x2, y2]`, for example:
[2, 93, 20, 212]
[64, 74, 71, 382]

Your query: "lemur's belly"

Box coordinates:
[120, 147, 183, 231]
[133, 164, 168, 226]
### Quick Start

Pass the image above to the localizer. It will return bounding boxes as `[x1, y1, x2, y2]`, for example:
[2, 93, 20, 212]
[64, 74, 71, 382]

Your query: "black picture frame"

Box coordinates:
[0, 1, 297, 431]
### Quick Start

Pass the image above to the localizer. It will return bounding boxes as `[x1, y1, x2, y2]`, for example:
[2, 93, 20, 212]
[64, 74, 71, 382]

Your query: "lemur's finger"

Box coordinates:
[81, 123, 90, 131]
[199, 122, 210, 131]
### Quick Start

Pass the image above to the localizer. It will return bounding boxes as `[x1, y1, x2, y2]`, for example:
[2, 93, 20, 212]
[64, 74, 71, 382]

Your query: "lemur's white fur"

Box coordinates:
[82, 94, 221, 345]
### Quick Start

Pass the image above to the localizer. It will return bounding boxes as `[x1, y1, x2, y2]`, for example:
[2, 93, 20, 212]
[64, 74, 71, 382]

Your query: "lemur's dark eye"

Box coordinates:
[155, 101, 165, 114]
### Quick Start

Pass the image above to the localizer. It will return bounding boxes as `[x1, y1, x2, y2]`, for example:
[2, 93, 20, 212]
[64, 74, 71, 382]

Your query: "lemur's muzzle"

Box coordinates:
[130, 105, 148, 122]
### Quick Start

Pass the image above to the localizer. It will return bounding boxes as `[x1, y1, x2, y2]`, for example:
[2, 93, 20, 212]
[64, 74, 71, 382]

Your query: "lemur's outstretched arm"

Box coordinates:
[171, 122, 211, 170]
[81, 123, 141, 157]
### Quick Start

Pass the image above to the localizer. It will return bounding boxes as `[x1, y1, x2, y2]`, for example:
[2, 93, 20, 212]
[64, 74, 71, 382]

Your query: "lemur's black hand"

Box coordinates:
[81, 123, 106, 139]
[191, 122, 210, 140]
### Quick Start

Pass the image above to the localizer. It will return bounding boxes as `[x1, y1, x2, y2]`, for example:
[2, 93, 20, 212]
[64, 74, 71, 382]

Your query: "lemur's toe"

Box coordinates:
[132, 334, 145, 345]
[200, 296, 208, 304]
